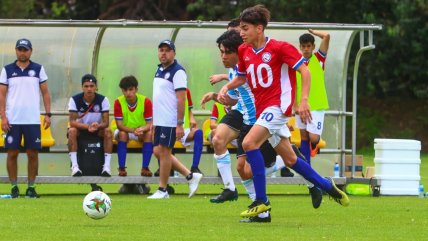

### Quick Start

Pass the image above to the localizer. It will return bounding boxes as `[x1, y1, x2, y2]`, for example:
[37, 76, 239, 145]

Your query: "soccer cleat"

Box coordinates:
[280, 167, 294, 177]
[240, 199, 271, 218]
[166, 184, 175, 195]
[141, 167, 153, 177]
[101, 166, 111, 177]
[71, 166, 82, 177]
[118, 167, 127, 177]
[310, 143, 320, 157]
[240, 213, 271, 223]
[25, 187, 40, 198]
[11, 185, 19, 198]
[188, 172, 203, 198]
[210, 188, 238, 203]
[326, 177, 350, 207]
[147, 190, 169, 199]
[309, 186, 323, 209]
[190, 166, 204, 175]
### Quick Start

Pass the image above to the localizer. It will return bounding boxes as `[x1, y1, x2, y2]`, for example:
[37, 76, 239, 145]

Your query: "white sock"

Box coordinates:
[215, 151, 235, 191]
[265, 155, 286, 175]
[69, 152, 78, 168]
[258, 211, 269, 218]
[241, 179, 256, 201]
[104, 153, 111, 169]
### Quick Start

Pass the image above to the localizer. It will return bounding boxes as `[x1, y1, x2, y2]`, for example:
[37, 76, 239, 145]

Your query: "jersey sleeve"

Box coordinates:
[68, 97, 77, 112]
[186, 89, 193, 110]
[39, 66, 48, 83]
[113, 99, 123, 120]
[315, 50, 327, 70]
[236, 45, 247, 76]
[101, 97, 110, 112]
[210, 104, 219, 121]
[0, 68, 8, 85]
[280, 42, 305, 70]
[173, 69, 187, 91]
[143, 98, 153, 121]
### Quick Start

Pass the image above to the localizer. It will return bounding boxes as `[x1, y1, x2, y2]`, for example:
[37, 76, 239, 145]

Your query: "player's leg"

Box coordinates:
[185, 127, 204, 173]
[5, 125, 22, 198]
[22, 125, 41, 198]
[116, 129, 129, 176]
[170, 155, 202, 198]
[140, 130, 154, 176]
[99, 128, 112, 176]
[67, 127, 82, 176]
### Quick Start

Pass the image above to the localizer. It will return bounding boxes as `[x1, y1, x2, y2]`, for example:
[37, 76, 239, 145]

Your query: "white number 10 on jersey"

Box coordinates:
[247, 63, 273, 89]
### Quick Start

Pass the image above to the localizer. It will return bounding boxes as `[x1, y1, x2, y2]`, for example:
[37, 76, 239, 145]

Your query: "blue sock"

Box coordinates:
[117, 141, 127, 168]
[300, 140, 311, 165]
[246, 149, 267, 203]
[291, 157, 332, 191]
[192, 130, 203, 168]
[142, 142, 153, 168]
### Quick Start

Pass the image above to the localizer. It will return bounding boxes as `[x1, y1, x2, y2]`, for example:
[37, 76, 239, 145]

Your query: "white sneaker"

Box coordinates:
[101, 166, 111, 177]
[147, 190, 169, 199]
[71, 166, 82, 177]
[188, 172, 203, 198]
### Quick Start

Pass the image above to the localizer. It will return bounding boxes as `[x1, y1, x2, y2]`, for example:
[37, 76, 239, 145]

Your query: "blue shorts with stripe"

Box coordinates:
[153, 126, 176, 148]
[4, 124, 41, 150]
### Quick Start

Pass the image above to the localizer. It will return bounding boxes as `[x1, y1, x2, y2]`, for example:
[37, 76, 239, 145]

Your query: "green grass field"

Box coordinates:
[0, 153, 427, 241]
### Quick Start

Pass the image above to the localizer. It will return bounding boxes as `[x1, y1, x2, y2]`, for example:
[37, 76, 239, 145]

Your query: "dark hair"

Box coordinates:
[299, 33, 315, 45]
[239, 4, 270, 29]
[119, 75, 138, 89]
[216, 30, 243, 54]
[227, 18, 240, 29]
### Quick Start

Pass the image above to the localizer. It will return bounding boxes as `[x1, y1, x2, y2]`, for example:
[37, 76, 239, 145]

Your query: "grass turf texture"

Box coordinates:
[0, 153, 427, 241]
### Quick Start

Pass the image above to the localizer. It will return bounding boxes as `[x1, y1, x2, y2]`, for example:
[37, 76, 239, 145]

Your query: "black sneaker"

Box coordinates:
[166, 184, 175, 195]
[190, 167, 204, 175]
[210, 188, 238, 203]
[280, 167, 294, 177]
[240, 213, 271, 223]
[25, 187, 40, 198]
[11, 186, 19, 198]
[90, 184, 103, 192]
[154, 168, 175, 177]
[309, 186, 323, 209]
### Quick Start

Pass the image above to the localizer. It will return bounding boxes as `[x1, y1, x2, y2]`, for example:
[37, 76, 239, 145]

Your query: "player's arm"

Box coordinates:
[0, 84, 10, 132]
[296, 64, 312, 123]
[99, 111, 110, 130]
[218, 75, 246, 102]
[309, 29, 330, 54]
[69, 112, 90, 130]
[176, 89, 186, 139]
[200, 92, 237, 108]
[40, 81, 51, 129]
[209, 74, 228, 85]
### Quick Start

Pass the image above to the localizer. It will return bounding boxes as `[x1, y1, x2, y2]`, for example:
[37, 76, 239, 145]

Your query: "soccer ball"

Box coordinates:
[83, 191, 112, 219]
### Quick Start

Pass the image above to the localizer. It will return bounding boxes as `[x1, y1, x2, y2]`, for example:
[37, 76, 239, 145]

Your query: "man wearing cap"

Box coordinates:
[148, 40, 202, 199]
[0, 38, 51, 198]
[67, 74, 112, 179]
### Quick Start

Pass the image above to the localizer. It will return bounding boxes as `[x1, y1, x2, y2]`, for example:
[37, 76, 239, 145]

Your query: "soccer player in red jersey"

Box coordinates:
[219, 5, 349, 219]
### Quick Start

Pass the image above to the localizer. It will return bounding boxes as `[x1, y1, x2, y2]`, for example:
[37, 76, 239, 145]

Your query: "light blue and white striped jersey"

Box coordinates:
[226, 66, 256, 125]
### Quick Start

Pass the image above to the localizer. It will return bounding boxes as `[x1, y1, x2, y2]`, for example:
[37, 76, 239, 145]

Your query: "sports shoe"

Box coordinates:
[240, 199, 271, 218]
[280, 167, 294, 177]
[101, 166, 111, 177]
[147, 189, 169, 199]
[71, 166, 82, 177]
[118, 167, 127, 177]
[141, 167, 153, 177]
[310, 143, 320, 157]
[91, 184, 103, 192]
[309, 186, 323, 209]
[210, 188, 238, 203]
[190, 166, 204, 175]
[166, 184, 175, 195]
[326, 177, 350, 207]
[25, 187, 40, 198]
[240, 213, 271, 223]
[11, 185, 19, 198]
[188, 172, 203, 198]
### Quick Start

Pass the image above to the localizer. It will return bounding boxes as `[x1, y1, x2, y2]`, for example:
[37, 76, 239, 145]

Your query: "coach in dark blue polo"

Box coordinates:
[0, 38, 52, 198]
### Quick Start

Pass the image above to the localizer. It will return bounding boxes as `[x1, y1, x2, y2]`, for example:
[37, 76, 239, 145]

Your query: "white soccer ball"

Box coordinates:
[83, 191, 112, 219]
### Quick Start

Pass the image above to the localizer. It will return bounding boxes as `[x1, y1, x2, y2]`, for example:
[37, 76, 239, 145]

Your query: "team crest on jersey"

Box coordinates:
[93, 104, 100, 112]
[28, 70, 36, 77]
[262, 52, 272, 63]
[164, 72, 170, 80]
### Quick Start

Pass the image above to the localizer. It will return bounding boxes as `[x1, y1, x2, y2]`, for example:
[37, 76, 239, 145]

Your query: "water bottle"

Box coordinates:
[0, 194, 12, 199]
[334, 162, 340, 178]
[418, 184, 425, 198]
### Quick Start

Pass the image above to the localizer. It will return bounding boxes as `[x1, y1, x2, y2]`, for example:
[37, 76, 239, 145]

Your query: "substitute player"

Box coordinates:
[218, 5, 349, 219]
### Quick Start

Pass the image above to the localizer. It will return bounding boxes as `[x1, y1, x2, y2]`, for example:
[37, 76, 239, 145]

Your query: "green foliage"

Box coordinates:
[0, 0, 34, 18]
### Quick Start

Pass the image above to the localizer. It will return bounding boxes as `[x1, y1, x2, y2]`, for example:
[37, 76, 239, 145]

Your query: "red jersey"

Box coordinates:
[237, 38, 304, 117]
[114, 97, 153, 121]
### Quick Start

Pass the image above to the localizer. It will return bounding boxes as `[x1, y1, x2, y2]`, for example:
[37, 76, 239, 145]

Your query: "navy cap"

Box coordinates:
[81, 74, 97, 85]
[158, 40, 176, 52]
[16, 38, 32, 50]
